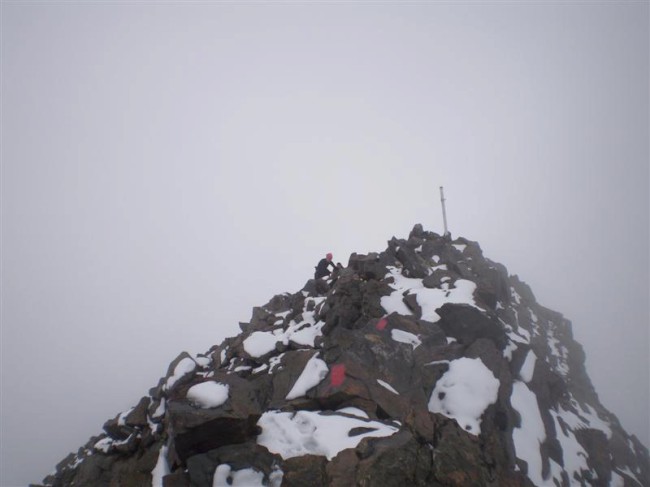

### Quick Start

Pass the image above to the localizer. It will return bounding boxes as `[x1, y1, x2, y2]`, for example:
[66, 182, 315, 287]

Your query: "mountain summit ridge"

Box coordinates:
[40, 224, 649, 487]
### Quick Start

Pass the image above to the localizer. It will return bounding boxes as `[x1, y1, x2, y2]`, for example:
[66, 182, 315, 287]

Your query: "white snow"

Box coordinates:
[151, 398, 166, 419]
[194, 356, 211, 368]
[286, 321, 324, 347]
[151, 444, 170, 487]
[151, 397, 165, 418]
[286, 354, 329, 400]
[550, 409, 589, 483]
[519, 350, 537, 383]
[547, 333, 570, 376]
[610, 471, 625, 487]
[69, 453, 85, 469]
[390, 329, 421, 348]
[453, 244, 467, 252]
[243, 300, 326, 357]
[377, 379, 399, 394]
[252, 363, 269, 374]
[511, 381, 547, 486]
[268, 353, 286, 373]
[94, 437, 113, 453]
[425, 360, 450, 366]
[428, 357, 499, 435]
[336, 407, 370, 419]
[147, 415, 160, 435]
[555, 402, 612, 439]
[213, 465, 266, 487]
[257, 410, 399, 460]
[512, 325, 531, 343]
[503, 340, 518, 360]
[547, 459, 565, 487]
[268, 467, 284, 487]
[117, 408, 133, 426]
[617, 466, 643, 486]
[186, 381, 229, 408]
[381, 267, 479, 322]
[580, 404, 612, 439]
[506, 327, 530, 345]
[503, 324, 531, 361]
[243, 331, 280, 357]
[165, 357, 196, 390]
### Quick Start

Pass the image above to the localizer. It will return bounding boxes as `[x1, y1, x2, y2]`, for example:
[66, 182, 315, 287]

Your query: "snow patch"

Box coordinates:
[425, 360, 450, 366]
[243, 331, 280, 357]
[391, 329, 421, 348]
[428, 357, 499, 435]
[151, 444, 170, 487]
[151, 398, 166, 419]
[381, 267, 479, 323]
[186, 382, 229, 408]
[257, 410, 398, 460]
[253, 363, 269, 374]
[617, 466, 643, 486]
[286, 354, 329, 400]
[555, 403, 612, 439]
[243, 303, 326, 357]
[377, 379, 399, 394]
[519, 350, 536, 383]
[610, 471, 625, 487]
[194, 356, 211, 368]
[286, 321, 324, 347]
[165, 358, 196, 390]
[336, 407, 370, 419]
[548, 333, 570, 376]
[503, 340, 518, 360]
[213, 465, 267, 487]
[94, 437, 112, 453]
[268, 353, 285, 373]
[511, 381, 547, 486]
[550, 409, 589, 483]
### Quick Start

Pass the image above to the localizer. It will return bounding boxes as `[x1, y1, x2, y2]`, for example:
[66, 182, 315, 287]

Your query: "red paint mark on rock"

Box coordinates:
[376, 318, 388, 331]
[330, 364, 346, 387]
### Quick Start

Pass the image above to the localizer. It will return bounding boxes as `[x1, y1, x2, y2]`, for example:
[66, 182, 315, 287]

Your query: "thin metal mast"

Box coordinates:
[440, 186, 449, 236]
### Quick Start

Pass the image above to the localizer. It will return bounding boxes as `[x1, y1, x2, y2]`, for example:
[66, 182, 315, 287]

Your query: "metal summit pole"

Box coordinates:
[440, 186, 449, 237]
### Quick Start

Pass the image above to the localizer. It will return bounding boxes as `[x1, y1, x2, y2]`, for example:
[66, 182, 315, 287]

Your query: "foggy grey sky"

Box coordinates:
[1, 2, 648, 486]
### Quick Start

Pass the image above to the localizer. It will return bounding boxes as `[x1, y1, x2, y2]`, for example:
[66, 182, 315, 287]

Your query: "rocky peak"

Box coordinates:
[40, 225, 649, 487]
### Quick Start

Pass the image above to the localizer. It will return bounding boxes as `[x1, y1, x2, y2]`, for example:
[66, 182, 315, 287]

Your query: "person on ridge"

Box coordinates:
[314, 252, 336, 279]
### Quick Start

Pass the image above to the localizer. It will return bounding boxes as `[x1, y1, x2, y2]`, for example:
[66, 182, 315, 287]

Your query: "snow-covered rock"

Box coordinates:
[41, 225, 649, 487]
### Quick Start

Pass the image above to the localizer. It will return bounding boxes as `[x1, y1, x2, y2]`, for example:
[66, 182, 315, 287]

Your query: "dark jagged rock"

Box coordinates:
[437, 303, 507, 350]
[40, 225, 649, 487]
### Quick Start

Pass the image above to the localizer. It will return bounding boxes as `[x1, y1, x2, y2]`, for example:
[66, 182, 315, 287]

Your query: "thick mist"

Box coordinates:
[1, 3, 648, 486]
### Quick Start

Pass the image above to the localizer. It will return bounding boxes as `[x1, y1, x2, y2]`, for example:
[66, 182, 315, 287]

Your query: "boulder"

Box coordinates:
[436, 303, 507, 350]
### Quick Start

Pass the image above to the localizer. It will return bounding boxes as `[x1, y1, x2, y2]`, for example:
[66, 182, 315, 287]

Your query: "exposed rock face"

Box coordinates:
[40, 225, 649, 487]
